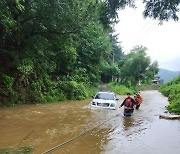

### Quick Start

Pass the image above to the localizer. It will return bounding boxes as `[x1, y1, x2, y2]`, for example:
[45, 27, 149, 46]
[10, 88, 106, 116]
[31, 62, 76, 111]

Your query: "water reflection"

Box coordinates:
[122, 116, 134, 131]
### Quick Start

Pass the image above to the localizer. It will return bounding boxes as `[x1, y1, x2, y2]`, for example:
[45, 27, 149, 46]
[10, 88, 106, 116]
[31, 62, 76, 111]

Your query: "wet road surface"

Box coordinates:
[0, 90, 180, 154]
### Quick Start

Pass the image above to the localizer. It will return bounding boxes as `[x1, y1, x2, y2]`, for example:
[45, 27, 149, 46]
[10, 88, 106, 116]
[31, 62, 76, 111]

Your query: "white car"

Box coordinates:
[91, 91, 118, 110]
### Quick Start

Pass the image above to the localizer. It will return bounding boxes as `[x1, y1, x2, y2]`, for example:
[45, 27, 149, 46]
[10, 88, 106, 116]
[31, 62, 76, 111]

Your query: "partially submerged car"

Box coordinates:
[91, 91, 118, 110]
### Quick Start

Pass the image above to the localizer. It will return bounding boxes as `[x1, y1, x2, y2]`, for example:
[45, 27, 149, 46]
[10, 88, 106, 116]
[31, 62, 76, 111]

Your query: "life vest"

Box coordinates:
[124, 97, 134, 108]
[135, 95, 143, 105]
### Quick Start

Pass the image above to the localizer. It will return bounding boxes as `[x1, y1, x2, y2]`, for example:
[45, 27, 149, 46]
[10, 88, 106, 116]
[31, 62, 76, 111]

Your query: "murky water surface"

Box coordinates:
[0, 90, 180, 154]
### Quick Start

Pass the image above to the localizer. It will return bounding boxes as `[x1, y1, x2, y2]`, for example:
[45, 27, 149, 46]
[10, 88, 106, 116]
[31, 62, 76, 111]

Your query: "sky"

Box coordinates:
[114, 1, 180, 71]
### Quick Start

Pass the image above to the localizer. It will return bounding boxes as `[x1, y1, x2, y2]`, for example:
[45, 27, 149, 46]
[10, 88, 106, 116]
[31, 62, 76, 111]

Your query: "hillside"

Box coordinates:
[157, 68, 180, 83]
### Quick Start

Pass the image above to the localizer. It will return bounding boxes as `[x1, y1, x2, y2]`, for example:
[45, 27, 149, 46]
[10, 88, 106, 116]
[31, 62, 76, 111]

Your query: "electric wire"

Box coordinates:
[42, 112, 122, 154]
[122, 21, 159, 50]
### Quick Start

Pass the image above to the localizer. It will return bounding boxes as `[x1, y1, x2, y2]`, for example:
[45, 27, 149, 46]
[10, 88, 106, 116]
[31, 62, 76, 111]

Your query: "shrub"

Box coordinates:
[167, 100, 180, 114]
[159, 75, 180, 114]
[60, 81, 88, 100]
[107, 82, 136, 95]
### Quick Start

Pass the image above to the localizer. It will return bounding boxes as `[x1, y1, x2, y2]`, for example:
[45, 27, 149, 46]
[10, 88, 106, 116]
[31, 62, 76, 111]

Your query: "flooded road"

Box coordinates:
[0, 90, 180, 154]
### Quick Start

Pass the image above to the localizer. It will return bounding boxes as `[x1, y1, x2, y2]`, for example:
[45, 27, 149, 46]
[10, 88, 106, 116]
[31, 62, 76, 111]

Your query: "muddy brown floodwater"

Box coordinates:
[0, 90, 180, 154]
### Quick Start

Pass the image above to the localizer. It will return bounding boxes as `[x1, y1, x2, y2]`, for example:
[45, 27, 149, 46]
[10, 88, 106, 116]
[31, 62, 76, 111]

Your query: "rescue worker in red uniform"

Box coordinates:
[119, 93, 136, 116]
[134, 92, 143, 110]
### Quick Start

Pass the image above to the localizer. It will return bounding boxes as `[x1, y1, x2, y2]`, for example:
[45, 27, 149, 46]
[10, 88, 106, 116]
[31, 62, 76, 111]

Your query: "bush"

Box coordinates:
[167, 100, 180, 114]
[0, 74, 16, 106]
[107, 82, 136, 95]
[159, 75, 180, 114]
[60, 81, 96, 100]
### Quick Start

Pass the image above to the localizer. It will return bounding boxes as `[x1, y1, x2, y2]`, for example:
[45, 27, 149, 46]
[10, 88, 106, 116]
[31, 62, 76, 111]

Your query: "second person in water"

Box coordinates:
[134, 92, 143, 110]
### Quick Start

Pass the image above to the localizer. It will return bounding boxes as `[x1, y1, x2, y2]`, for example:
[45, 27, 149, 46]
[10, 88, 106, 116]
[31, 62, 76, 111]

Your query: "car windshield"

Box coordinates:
[95, 93, 114, 100]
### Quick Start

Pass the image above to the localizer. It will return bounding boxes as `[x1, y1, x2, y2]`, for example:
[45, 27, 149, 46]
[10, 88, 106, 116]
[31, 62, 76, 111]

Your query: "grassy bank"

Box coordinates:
[0, 84, 98, 107]
[107, 82, 136, 95]
[159, 76, 180, 114]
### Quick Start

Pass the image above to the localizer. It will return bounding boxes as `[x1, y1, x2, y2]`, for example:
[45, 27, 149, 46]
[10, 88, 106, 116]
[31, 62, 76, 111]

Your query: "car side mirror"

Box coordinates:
[116, 98, 119, 101]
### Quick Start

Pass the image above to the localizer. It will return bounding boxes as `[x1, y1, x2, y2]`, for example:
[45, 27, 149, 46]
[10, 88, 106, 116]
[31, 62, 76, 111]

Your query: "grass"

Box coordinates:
[0, 146, 33, 154]
[159, 76, 180, 114]
[107, 82, 136, 95]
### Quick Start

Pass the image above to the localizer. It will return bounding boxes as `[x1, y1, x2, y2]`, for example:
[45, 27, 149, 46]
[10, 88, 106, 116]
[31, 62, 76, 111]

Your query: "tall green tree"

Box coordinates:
[120, 46, 157, 86]
[100, 34, 123, 83]
[0, 0, 111, 104]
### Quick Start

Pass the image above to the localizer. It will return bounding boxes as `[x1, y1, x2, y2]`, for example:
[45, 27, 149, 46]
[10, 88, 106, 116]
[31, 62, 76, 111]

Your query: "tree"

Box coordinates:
[103, 0, 180, 22]
[100, 33, 123, 82]
[0, 0, 121, 105]
[120, 46, 152, 86]
[144, 61, 159, 83]
[143, 0, 180, 22]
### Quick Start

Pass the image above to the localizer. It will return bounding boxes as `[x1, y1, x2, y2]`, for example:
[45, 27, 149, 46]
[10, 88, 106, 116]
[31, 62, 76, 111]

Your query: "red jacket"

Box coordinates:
[135, 94, 143, 105]
[121, 97, 136, 109]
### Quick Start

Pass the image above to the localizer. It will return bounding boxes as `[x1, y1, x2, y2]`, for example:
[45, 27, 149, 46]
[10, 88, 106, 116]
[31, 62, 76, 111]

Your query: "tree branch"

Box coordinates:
[20, 16, 38, 24]
[31, 29, 81, 36]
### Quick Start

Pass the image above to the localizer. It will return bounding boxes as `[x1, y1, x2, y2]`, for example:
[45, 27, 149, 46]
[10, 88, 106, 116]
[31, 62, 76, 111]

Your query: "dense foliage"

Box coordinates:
[0, 0, 108, 105]
[0, 0, 178, 106]
[159, 75, 180, 114]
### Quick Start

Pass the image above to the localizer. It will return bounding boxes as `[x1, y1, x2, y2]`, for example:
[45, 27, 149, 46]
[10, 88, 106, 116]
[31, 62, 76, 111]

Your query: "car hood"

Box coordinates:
[92, 99, 116, 103]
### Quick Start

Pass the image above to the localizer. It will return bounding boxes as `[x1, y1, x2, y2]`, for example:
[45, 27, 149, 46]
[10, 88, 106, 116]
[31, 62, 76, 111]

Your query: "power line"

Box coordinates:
[124, 19, 153, 43]
[122, 21, 159, 50]
[42, 112, 122, 154]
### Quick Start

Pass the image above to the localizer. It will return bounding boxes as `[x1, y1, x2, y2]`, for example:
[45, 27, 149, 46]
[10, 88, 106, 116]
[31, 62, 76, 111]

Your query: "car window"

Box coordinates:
[95, 93, 114, 100]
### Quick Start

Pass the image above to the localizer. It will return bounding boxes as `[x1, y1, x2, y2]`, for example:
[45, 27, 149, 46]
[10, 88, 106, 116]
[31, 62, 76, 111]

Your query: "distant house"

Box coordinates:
[152, 76, 164, 84]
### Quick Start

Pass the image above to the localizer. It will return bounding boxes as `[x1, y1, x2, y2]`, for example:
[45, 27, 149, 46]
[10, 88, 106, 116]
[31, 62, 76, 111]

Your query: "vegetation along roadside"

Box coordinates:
[159, 75, 180, 114]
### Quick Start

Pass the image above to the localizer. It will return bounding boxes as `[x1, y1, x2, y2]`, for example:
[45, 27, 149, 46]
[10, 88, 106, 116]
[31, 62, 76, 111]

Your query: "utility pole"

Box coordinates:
[112, 52, 114, 82]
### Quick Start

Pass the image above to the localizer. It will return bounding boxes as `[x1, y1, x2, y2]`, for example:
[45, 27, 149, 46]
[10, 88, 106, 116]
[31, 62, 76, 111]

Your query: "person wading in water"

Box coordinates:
[134, 92, 143, 110]
[119, 93, 136, 116]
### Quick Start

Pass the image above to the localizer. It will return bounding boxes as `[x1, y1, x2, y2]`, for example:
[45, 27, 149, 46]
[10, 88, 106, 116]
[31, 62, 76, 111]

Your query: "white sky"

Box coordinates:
[114, 1, 180, 71]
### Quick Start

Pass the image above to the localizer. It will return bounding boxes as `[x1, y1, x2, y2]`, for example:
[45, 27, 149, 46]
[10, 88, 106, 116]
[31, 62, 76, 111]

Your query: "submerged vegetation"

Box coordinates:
[0, 0, 178, 106]
[0, 146, 32, 154]
[159, 75, 180, 114]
